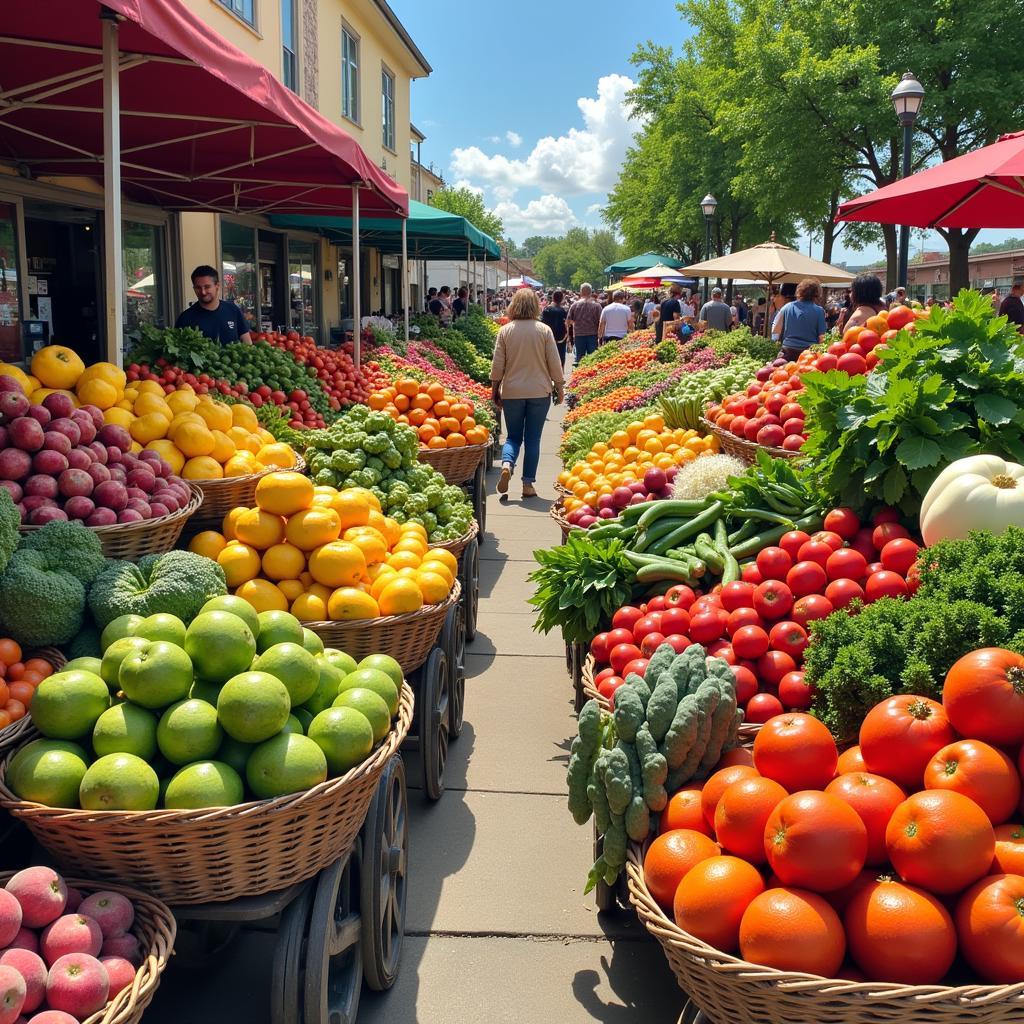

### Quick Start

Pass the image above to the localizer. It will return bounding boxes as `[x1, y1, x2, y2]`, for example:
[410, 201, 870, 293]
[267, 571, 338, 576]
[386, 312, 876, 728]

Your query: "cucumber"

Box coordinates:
[694, 533, 725, 574]
[647, 502, 724, 554]
[637, 499, 713, 529]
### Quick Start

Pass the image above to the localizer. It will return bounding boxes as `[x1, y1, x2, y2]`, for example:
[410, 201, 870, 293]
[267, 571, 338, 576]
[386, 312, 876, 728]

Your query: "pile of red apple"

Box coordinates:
[0, 387, 191, 526]
[589, 507, 921, 722]
[254, 332, 370, 411]
[0, 866, 144, 1023]
[566, 466, 678, 529]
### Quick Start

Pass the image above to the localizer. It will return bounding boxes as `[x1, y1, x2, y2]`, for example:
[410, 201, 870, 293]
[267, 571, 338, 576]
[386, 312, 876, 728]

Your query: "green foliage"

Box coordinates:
[19, 522, 106, 585]
[0, 548, 89, 647]
[453, 306, 496, 358]
[532, 228, 623, 289]
[799, 292, 1024, 515]
[0, 488, 19, 577]
[704, 327, 778, 366]
[428, 187, 503, 239]
[128, 324, 210, 369]
[655, 340, 678, 363]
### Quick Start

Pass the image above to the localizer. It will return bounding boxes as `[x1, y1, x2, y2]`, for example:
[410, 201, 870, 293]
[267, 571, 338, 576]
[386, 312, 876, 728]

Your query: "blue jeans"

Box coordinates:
[574, 334, 597, 362]
[501, 396, 551, 484]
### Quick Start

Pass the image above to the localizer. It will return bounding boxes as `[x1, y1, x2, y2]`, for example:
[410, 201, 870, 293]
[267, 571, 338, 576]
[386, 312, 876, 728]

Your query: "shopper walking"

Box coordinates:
[771, 278, 827, 361]
[655, 284, 683, 342]
[565, 283, 602, 364]
[599, 290, 634, 345]
[491, 288, 564, 498]
[699, 287, 733, 332]
[540, 289, 569, 368]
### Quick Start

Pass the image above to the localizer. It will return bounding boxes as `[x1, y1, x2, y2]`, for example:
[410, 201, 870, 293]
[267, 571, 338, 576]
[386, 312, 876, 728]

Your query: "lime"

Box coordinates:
[252, 643, 319, 708]
[200, 595, 260, 636]
[190, 678, 223, 704]
[246, 733, 328, 799]
[157, 699, 223, 765]
[357, 654, 403, 692]
[64, 656, 103, 676]
[281, 714, 304, 735]
[164, 761, 244, 809]
[332, 688, 390, 743]
[30, 670, 110, 740]
[8, 739, 89, 807]
[217, 671, 291, 743]
[255, 610, 304, 653]
[301, 628, 324, 655]
[119, 641, 194, 709]
[321, 648, 358, 676]
[302, 660, 345, 715]
[79, 753, 160, 811]
[135, 613, 187, 647]
[292, 707, 314, 732]
[100, 613, 144, 651]
[100, 636, 149, 690]
[339, 669, 398, 717]
[308, 707, 374, 774]
[217, 735, 254, 776]
[92, 703, 159, 760]
[185, 611, 257, 684]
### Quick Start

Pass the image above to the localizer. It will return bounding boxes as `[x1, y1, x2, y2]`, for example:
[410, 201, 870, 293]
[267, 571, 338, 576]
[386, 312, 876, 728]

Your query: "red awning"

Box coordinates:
[0, 0, 408, 217]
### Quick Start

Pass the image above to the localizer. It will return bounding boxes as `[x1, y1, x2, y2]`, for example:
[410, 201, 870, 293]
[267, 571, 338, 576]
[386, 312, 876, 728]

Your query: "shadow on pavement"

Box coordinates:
[572, 941, 685, 1023]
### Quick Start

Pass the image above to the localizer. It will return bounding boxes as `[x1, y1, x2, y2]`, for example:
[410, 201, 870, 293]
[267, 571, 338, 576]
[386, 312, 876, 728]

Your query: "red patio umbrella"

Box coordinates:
[836, 131, 1024, 228]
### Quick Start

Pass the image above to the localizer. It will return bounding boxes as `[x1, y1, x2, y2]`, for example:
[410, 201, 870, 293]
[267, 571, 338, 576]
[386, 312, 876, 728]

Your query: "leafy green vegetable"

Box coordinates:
[703, 326, 779, 366]
[710, 449, 820, 518]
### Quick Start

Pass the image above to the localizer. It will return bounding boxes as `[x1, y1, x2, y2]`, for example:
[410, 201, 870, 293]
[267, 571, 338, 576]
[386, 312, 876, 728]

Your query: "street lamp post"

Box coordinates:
[891, 72, 925, 298]
[701, 193, 718, 305]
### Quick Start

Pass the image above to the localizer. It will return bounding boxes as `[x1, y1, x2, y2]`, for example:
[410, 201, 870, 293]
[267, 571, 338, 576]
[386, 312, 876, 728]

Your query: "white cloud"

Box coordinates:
[450, 74, 638, 196]
[505, 130, 522, 147]
[493, 195, 577, 239]
[586, 202, 604, 217]
[451, 179, 484, 197]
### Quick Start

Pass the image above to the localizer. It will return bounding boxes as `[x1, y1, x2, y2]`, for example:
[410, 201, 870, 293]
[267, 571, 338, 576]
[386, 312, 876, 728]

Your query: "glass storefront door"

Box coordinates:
[123, 221, 165, 342]
[0, 203, 22, 362]
[288, 239, 316, 339]
[220, 220, 257, 330]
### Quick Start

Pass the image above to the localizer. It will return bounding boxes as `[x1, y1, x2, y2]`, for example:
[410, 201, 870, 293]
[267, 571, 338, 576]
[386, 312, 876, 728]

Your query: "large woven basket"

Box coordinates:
[0, 871, 175, 1024]
[417, 441, 488, 484]
[430, 521, 478, 558]
[701, 417, 800, 466]
[18, 485, 203, 560]
[0, 684, 413, 905]
[550, 500, 572, 542]
[581, 654, 608, 709]
[304, 584, 459, 676]
[0, 646, 67, 758]
[625, 845, 1024, 1023]
[188, 454, 306, 529]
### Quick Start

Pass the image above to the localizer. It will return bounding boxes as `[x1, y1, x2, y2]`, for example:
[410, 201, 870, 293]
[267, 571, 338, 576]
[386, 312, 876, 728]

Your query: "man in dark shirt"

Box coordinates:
[999, 282, 1024, 334]
[175, 265, 252, 345]
[655, 283, 684, 342]
[452, 286, 469, 319]
[541, 290, 569, 367]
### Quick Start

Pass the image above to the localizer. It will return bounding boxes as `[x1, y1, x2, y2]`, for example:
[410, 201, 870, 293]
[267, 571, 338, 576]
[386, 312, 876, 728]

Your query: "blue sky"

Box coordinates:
[391, 0, 1018, 264]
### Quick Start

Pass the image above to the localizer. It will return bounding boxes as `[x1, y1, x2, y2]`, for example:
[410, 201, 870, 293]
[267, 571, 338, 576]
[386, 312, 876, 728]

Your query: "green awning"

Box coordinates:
[270, 200, 501, 260]
[603, 251, 687, 275]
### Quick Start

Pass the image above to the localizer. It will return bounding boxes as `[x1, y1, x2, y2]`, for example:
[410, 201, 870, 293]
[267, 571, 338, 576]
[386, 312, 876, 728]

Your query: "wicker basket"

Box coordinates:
[625, 845, 1024, 1023]
[701, 417, 801, 466]
[0, 684, 414, 905]
[581, 654, 609, 710]
[430, 521, 478, 558]
[0, 871, 175, 1024]
[304, 583, 459, 676]
[18, 485, 203, 560]
[550, 500, 572, 542]
[0, 646, 67, 758]
[188, 455, 306, 530]
[417, 441, 488, 484]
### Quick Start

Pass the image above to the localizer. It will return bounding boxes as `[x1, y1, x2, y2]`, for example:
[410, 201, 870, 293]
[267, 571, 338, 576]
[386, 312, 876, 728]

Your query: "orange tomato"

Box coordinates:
[0, 639, 21, 665]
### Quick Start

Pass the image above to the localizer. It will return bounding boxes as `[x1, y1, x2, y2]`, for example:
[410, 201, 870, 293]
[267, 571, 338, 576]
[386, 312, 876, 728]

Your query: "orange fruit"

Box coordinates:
[0, 639, 22, 666]
[217, 541, 262, 587]
[327, 587, 380, 620]
[324, 490, 369, 529]
[196, 398, 232, 432]
[222, 506, 246, 541]
[348, 486, 381, 512]
[173, 420, 216, 458]
[393, 536, 427, 557]
[308, 541, 367, 588]
[256, 442, 297, 469]
[740, 888, 846, 976]
[255, 471, 314, 516]
[714, 777, 789, 864]
[285, 507, 342, 551]
[347, 530, 387, 566]
[181, 455, 223, 480]
[396, 378, 420, 398]
[230, 402, 259, 430]
[77, 377, 118, 410]
[674, 856, 766, 954]
[235, 577, 289, 613]
[419, 560, 454, 587]
[209, 429, 235, 464]
[275, 579, 306, 603]
[424, 549, 458, 575]
[291, 592, 328, 622]
[387, 550, 422, 571]
[445, 432, 467, 448]
[427, 435, 446, 449]
[233, 508, 286, 550]
[643, 829, 720, 908]
[992, 823, 1024, 874]
[416, 570, 450, 604]
[660, 787, 711, 836]
[129, 412, 170, 444]
[370, 566, 399, 601]
[377, 577, 424, 616]
[188, 530, 227, 560]
[261, 542, 307, 581]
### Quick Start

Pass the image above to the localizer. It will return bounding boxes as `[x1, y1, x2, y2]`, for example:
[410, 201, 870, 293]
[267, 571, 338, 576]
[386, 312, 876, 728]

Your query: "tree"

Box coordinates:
[428, 187, 503, 240]
[971, 236, 1024, 256]
[532, 229, 624, 289]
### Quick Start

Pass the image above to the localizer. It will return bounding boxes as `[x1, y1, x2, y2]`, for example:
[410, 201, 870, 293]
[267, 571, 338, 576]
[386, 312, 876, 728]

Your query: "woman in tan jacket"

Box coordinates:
[490, 288, 565, 498]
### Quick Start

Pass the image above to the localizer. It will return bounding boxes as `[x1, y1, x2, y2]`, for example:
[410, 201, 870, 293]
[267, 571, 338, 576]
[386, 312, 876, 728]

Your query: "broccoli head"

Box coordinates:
[0, 548, 87, 646]
[0, 488, 18, 576]
[19, 520, 106, 584]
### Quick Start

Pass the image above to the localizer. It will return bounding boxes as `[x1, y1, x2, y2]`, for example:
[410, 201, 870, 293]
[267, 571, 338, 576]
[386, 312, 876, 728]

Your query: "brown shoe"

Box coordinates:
[522, 483, 537, 498]
[497, 464, 511, 494]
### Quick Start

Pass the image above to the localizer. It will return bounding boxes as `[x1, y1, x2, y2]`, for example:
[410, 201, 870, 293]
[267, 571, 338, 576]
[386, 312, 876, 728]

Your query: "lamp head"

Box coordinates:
[700, 193, 718, 219]
[891, 72, 925, 127]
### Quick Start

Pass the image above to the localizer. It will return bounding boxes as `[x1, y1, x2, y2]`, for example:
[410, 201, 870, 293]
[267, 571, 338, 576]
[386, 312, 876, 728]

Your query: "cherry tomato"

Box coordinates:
[612, 606, 644, 632]
[730, 664, 759, 705]
[779, 530, 811, 561]
[768, 620, 808, 659]
[690, 610, 728, 644]
[594, 667, 617, 686]
[664, 634, 692, 654]
[664, 585, 696, 610]
[872, 507, 901, 525]
[864, 570, 909, 602]
[786, 560, 828, 597]
[778, 670, 814, 710]
[741, 562, 763, 584]
[796, 540, 834, 568]
[658, 607, 691, 636]
[753, 580, 794, 621]
[849, 526, 878, 561]
[720, 581, 755, 612]
[632, 614, 664, 642]
[609, 643, 642, 675]
[791, 594, 835, 627]
[811, 530, 845, 551]
[757, 649, 797, 686]
[756, 546, 793, 581]
[622, 658, 650, 679]
[746, 692, 785, 723]
[606, 627, 634, 651]
[707, 640, 736, 664]
[824, 578, 864, 610]
[872, 522, 910, 550]
[866, 562, 885, 575]
[590, 632, 612, 663]
[727, 607, 763, 635]
[823, 507, 860, 539]
[825, 547, 868, 581]
[647, 596, 667, 612]
[732, 625, 770, 659]
[640, 632, 668, 656]
[880, 537, 920, 576]
[906, 562, 922, 595]
[598, 677, 625, 702]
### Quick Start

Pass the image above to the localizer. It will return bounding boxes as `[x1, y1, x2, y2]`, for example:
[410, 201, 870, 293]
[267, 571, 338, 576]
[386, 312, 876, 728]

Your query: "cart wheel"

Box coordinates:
[440, 603, 466, 739]
[472, 462, 487, 538]
[301, 851, 363, 1024]
[360, 755, 408, 991]
[592, 823, 616, 912]
[459, 536, 479, 642]
[269, 883, 313, 1024]
[680, 1000, 715, 1024]
[418, 646, 449, 801]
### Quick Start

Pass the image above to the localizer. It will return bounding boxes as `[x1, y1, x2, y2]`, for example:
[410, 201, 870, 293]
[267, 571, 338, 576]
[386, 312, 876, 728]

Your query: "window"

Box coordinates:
[220, 220, 257, 328]
[218, 0, 255, 27]
[122, 221, 164, 345]
[381, 68, 395, 151]
[288, 239, 318, 339]
[341, 27, 359, 122]
[281, 0, 297, 92]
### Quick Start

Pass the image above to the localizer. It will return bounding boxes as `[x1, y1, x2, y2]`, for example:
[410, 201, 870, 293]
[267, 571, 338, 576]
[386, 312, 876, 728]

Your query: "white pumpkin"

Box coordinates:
[919, 454, 1024, 546]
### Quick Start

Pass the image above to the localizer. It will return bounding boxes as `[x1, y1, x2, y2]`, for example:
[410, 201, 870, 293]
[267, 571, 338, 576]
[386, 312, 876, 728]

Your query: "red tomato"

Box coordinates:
[658, 607, 692, 636]
[756, 546, 793, 581]
[811, 531, 845, 552]
[693, 594, 724, 613]
[728, 607, 763, 635]
[906, 563, 921, 595]
[849, 527, 878, 561]
[779, 671, 814, 710]
[786, 560, 828, 597]
[647, 596, 667, 612]
[640, 632, 668, 656]
[825, 578, 865, 610]
[741, 562, 763, 584]
[824, 508, 860, 539]
[730, 664, 759, 705]
[872, 522, 910, 550]
[796, 540, 834, 568]
[609, 643, 642, 675]
[690, 610, 728, 644]
[594, 667, 617, 686]
[866, 562, 885, 575]
[665, 585, 696, 610]
[754, 580, 794, 621]
[792, 594, 835, 628]
[825, 548, 868, 581]
[733, 625, 770, 659]
[779, 530, 811, 561]
[746, 692, 785, 723]
[707, 640, 736, 664]
[881, 538, 920, 576]
[864, 570, 909, 602]
[758, 650, 798, 686]
[622, 658, 650, 679]
[720, 581, 756, 612]
[872, 507, 901, 525]
[598, 677, 624, 702]
[612, 606, 644, 632]
[769, 621, 808, 659]
[632, 615, 665, 642]
[591, 632, 612, 663]
[606, 627, 635, 651]
[664, 634, 692, 654]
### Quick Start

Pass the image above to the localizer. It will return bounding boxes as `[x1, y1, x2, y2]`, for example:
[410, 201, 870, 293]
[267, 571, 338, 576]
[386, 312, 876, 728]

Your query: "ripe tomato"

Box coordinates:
[864, 570, 909, 602]
[690, 609, 728, 644]
[730, 664, 759, 705]
[590, 632, 612, 663]
[755, 712, 837, 790]
[598, 677, 624, 702]
[923, 739, 1021, 825]
[849, 526, 878, 561]
[823, 507, 860, 539]
[612, 606, 644, 632]
[605, 627, 634, 651]
[786, 560, 828, 597]
[872, 522, 910, 550]
[866, 561, 885, 575]
[732, 625, 770, 660]
[707, 640, 736, 664]
[872, 507, 901, 525]
[719, 581, 755, 612]
[640, 632, 668, 657]
[664, 585, 696, 610]
[727, 607, 762, 636]
[755, 546, 792, 581]
[768, 621, 808, 659]
[778, 670, 814, 710]
[757, 650, 797, 686]
[664, 634, 692, 654]
[826, 772, 907, 865]
[944, 647, 1024, 745]
[753, 580, 793, 621]
[632, 614, 664, 642]
[796, 540, 833, 567]
[880, 537, 920, 576]
[811, 531, 845, 552]
[609, 643, 642, 675]
[594, 667, 616, 686]
[955, 874, 1024, 984]
[779, 530, 811, 561]
[791, 594, 834, 627]
[658, 607, 691, 636]
[859, 694, 955, 789]
[824, 578, 864, 610]
[745, 692, 784, 723]
[622, 657, 650, 679]
[692, 594, 724, 613]
[825, 547, 867, 581]
[741, 562, 763, 584]
[647, 596, 667, 612]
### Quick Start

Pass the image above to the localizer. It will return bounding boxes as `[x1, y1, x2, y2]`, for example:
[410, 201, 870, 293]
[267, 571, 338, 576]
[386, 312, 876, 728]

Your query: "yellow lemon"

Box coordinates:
[424, 548, 459, 576]
[144, 440, 185, 475]
[348, 486, 381, 513]
[261, 542, 307, 581]
[378, 516, 401, 548]
[227, 425, 254, 448]
[79, 361, 127, 391]
[285, 507, 341, 551]
[377, 578, 424, 616]
[393, 537, 427, 558]
[31, 344, 84, 389]
[128, 441, 143, 454]
[256, 427, 276, 444]
[196, 399, 232, 433]
[129, 412, 170, 444]
[115, 399, 135, 412]
[133, 392, 172, 420]
[328, 490, 371, 530]
[387, 550, 421, 571]
[256, 443, 296, 469]
[188, 530, 227, 560]
[217, 541, 262, 587]
[235, 578, 288, 613]
[166, 390, 198, 414]
[326, 588, 380, 621]
[308, 541, 366, 588]
[209, 429, 236, 464]
[222, 506, 247, 541]
[103, 407, 134, 429]
[369, 566, 399, 602]
[416, 571, 451, 604]
[419, 560, 454, 587]
[168, 411, 206, 436]
[76, 377, 119, 410]
[223, 452, 259, 477]
[0, 363, 30, 392]
[231, 403, 259, 430]
[135, 379, 165, 397]
[400, 521, 428, 541]
[243, 433, 264, 455]
[172, 420, 216, 458]
[234, 507, 286, 550]
[255, 471, 313, 516]
[181, 455, 223, 480]
[291, 592, 328, 622]
[276, 578, 306, 603]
